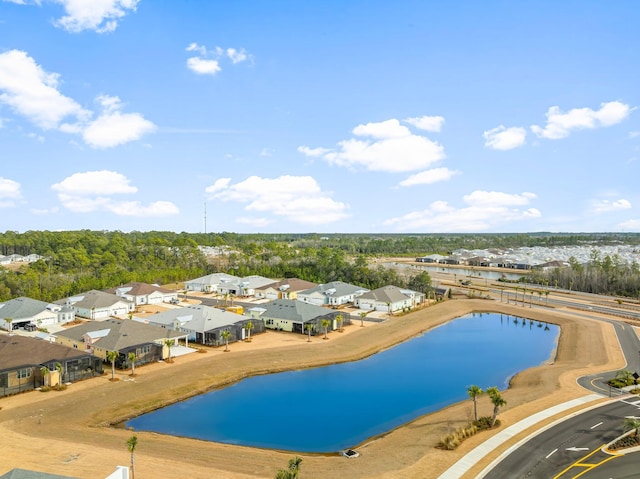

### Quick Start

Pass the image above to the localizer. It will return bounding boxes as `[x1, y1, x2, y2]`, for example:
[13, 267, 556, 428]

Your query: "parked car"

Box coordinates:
[24, 323, 37, 331]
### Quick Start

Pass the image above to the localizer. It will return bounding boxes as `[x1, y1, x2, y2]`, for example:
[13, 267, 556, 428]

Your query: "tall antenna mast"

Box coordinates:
[204, 202, 207, 234]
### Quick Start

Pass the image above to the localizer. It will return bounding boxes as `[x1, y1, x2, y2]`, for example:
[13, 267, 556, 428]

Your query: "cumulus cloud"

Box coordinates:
[53, 0, 139, 33]
[398, 167, 460, 187]
[5, 0, 139, 32]
[0, 177, 22, 208]
[404, 115, 445, 132]
[384, 190, 540, 232]
[299, 118, 445, 173]
[0, 49, 89, 129]
[51, 170, 178, 217]
[186, 42, 251, 76]
[591, 198, 632, 213]
[0, 50, 154, 147]
[82, 95, 156, 148]
[531, 101, 630, 140]
[483, 125, 527, 150]
[206, 175, 349, 225]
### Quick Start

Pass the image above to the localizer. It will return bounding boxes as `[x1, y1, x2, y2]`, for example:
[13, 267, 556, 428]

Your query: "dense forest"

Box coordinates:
[1, 230, 640, 302]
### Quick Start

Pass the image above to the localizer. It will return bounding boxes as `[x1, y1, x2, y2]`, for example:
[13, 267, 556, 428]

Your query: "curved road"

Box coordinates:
[480, 291, 640, 478]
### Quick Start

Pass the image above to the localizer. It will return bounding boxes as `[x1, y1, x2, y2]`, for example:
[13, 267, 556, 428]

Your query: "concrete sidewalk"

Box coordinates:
[438, 394, 604, 479]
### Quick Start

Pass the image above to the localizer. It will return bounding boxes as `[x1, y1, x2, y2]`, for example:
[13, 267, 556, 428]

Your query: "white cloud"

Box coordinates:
[51, 170, 178, 217]
[384, 190, 540, 232]
[226, 48, 248, 64]
[299, 118, 445, 173]
[0, 51, 154, 147]
[404, 115, 445, 132]
[53, 0, 139, 33]
[30, 207, 59, 215]
[186, 57, 221, 76]
[206, 175, 349, 225]
[0, 177, 22, 208]
[259, 148, 274, 157]
[531, 101, 630, 140]
[629, 131, 640, 139]
[483, 125, 527, 150]
[237, 217, 273, 228]
[619, 219, 640, 231]
[82, 95, 156, 148]
[185, 42, 251, 76]
[398, 167, 460, 187]
[0, 49, 89, 129]
[591, 198, 632, 213]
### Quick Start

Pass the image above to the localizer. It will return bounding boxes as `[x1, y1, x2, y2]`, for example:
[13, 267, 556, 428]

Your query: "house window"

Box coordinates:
[0, 373, 7, 387]
[17, 368, 32, 379]
[136, 345, 152, 356]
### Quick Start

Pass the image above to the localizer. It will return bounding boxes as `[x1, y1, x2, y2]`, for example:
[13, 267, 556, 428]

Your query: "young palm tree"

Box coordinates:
[126, 434, 138, 479]
[106, 350, 119, 380]
[336, 314, 344, 332]
[359, 311, 366, 327]
[4, 317, 13, 334]
[244, 320, 254, 342]
[467, 385, 484, 422]
[304, 323, 313, 342]
[55, 362, 63, 384]
[40, 366, 50, 387]
[320, 319, 331, 339]
[288, 456, 302, 478]
[623, 416, 640, 438]
[164, 339, 175, 363]
[487, 387, 507, 427]
[127, 352, 137, 376]
[221, 329, 231, 351]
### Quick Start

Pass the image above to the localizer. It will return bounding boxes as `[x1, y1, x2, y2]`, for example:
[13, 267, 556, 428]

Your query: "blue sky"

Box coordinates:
[1, 1, 639, 234]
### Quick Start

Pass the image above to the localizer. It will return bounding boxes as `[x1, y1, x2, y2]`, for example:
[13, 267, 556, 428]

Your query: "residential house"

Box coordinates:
[254, 278, 317, 300]
[183, 273, 241, 294]
[143, 304, 264, 346]
[0, 335, 102, 397]
[104, 282, 178, 306]
[415, 254, 445, 263]
[54, 318, 187, 369]
[0, 297, 75, 331]
[355, 285, 425, 313]
[234, 275, 277, 297]
[58, 290, 134, 320]
[296, 281, 369, 307]
[247, 299, 350, 334]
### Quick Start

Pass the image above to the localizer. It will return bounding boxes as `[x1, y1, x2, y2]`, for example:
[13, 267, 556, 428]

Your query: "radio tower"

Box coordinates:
[204, 202, 207, 234]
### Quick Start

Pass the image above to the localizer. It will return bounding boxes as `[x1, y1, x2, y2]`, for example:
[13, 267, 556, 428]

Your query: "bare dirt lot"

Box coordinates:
[0, 299, 626, 479]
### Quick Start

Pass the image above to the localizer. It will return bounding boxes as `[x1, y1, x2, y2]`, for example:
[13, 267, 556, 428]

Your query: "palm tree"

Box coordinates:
[336, 314, 344, 332]
[126, 434, 138, 479]
[304, 323, 313, 342]
[487, 386, 507, 427]
[164, 339, 175, 363]
[55, 362, 63, 384]
[275, 456, 302, 479]
[544, 290, 550, 305]
[221, 329, 231, 351]
[386, 301, 393, 316]
[4, 317, 13, 334]
[127, 352, 137, 376]
[320, 318, 331, 340]
[623, 416, 640, 438]
[467, 385, 484, 422]
[106, 350, 119, 380]
[244, 320, 254, 342]
[359, 311, 366, 327]
[40, 366, 49, 387]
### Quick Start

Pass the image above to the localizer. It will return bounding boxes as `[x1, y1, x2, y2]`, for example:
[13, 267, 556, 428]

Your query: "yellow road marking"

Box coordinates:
[552, 446, 622, 479]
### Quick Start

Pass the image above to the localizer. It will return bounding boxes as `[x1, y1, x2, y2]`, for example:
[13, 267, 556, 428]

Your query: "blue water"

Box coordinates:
[127, 313, 558, 452]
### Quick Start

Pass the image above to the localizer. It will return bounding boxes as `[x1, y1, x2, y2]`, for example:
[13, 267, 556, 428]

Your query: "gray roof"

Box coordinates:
[256, 299, 336, 323]
[0, 469, 79, 479]
[145, 305, 246, 333]
[55, 318, 183, 351]
[0, 297, 59, 320]
[104, 282, 174, 297]
[59, 290, 132, 309]
[237, 275, 276, 289]
[299, 281, 368, 298]
[184, 272, 240, 286]
[357, 285, 415, 303]
[254, 278, 317, 292]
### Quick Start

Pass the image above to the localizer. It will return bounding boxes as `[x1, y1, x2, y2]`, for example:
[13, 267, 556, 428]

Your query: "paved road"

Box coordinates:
[483, 398, 640, 478]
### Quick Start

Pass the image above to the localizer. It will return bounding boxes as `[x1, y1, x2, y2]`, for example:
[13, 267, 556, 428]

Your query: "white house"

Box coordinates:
[296, 281, 369, 306]
[60, 290, 134, 320]
[183, 273, 241, 293]
[104, 282, 178, 306]
[0, 296, 75, 330]
[355, 285, 425, 313]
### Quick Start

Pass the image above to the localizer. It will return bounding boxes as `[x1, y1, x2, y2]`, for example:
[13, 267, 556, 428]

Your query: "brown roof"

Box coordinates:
[0, 335, 93, 371]
[254, 277, 317, 293]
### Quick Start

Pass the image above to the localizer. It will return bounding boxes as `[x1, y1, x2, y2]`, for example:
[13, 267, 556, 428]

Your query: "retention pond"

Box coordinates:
[127, 312, 558, 452]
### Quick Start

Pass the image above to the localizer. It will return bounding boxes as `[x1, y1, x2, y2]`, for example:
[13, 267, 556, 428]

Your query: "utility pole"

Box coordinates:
[204, 202, 207, 234]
